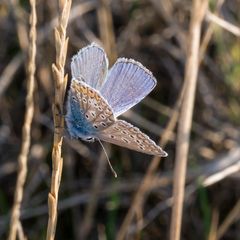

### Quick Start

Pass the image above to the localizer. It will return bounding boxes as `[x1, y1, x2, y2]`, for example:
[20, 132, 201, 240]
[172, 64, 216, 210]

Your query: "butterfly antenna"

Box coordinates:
[97, 139, 117, 178]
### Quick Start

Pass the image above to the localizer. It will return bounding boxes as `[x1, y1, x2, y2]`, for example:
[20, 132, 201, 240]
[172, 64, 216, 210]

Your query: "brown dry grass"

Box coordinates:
[8, 0, 37, 239]
[46, 0, 71, 239]
[0, 0, 240, 239]
[170, 1, 208, 239]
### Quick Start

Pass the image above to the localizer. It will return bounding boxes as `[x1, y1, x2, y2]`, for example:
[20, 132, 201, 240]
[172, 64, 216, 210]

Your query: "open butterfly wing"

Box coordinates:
[100, 58, 157, 117]
[71, 43, 108, 90]
[98, 120, 167, 156]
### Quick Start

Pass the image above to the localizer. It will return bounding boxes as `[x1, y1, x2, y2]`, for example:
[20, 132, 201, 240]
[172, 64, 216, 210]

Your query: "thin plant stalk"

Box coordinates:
[8, 0, 37, 239]
[46, 0, 71, 239]
[97, 0, 117, 65]
[117, 0, 221, 237]
[116, 79, 186, 240]
[170, 1, 208, 240]
[80, 151, 107, 239]
[217, 199, 240, 239]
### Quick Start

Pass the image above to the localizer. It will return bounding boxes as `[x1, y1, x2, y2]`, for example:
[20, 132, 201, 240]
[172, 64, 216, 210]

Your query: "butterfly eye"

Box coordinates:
[110, 135, 115, 139]
[72, 96, 77, 101]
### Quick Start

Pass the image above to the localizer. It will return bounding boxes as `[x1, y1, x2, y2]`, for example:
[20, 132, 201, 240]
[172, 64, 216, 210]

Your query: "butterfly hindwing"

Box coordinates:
[98, 120, 167, 156]
[70, 79, 115, 131]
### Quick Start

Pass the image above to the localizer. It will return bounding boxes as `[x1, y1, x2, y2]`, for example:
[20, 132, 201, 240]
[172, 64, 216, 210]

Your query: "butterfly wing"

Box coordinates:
[98, 120, 167, 156]
[100, 58, 157, 117]
[66, 79, 115, 139]
[71, 43, 108, 90]
[71, 79, 116, 130]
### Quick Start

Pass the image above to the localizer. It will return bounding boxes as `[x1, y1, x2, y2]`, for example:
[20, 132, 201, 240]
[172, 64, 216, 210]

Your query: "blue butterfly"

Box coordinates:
[66, 43, 167, 157]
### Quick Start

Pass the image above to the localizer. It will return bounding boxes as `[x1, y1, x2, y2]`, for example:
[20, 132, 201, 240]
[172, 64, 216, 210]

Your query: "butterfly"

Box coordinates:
[65, 43, 167, 157]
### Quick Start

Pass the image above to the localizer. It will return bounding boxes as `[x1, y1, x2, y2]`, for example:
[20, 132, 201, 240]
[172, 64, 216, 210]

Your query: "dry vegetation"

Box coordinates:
[0, 0, 240, 239]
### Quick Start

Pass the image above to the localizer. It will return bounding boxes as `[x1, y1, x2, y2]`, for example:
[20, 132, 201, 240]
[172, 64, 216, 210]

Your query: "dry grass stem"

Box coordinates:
[116, 1, 222, 237]
[116, 49, 190, 240]
[116, 64, 187, 240]
[46, 0, 71, 239]
[0, 2, 95, 101]
[45, 1, 95, 41]
[10, 0, 29, 52]
[129, 148, 240, 234]
[0, 54, 23, 99]
[80, 151, 107, 239]
[208, 209, 219, 240]
[8, 0, 37, 239]
[206, 10, 240, 37]
[203, 160, 240, 187]
[217, 199, 240, 239]
[0, 1, 239, 239]
[199, 0, 225, 63]
[97, 0, 117, 65]
[0, 145, 237, 232]
[170, 1, 208, 240]
[16, 222, 26, 240]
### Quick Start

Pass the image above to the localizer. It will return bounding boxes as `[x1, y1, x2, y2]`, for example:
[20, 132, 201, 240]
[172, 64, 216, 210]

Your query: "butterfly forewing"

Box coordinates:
[70, 79, 115, 131]
[71, 43, 108, 90]
[100, 58, 157, 117]
[98, 120, 168, 156]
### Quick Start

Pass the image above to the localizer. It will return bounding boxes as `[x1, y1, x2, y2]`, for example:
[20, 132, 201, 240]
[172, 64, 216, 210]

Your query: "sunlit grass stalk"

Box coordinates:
[8, 0, 37, 239]
[116, 66, 187, 240]
[170, 1, 208, 240]
[117, 1, 221, 238]
[46, 0, 71, 239]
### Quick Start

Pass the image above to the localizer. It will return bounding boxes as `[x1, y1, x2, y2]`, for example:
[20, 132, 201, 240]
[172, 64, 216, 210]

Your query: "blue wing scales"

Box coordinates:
[100, 58, 156, 117]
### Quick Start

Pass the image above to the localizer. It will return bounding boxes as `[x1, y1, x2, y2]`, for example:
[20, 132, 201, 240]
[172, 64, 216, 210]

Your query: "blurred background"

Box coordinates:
[0, 0, 240, 239]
